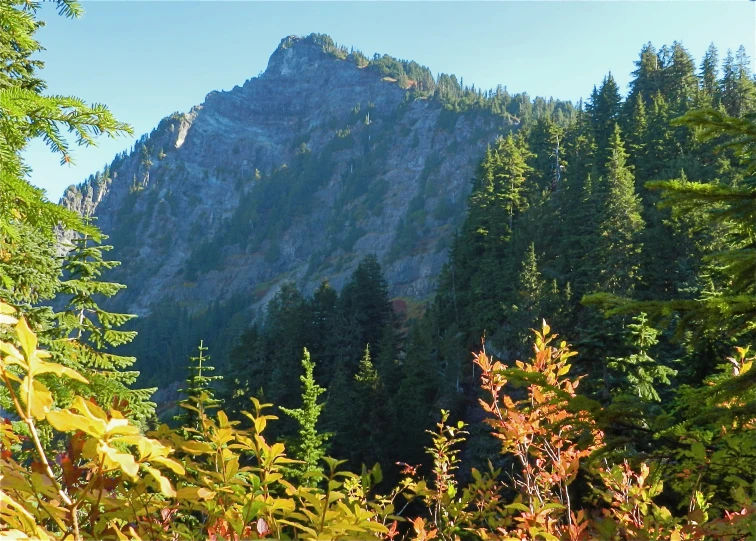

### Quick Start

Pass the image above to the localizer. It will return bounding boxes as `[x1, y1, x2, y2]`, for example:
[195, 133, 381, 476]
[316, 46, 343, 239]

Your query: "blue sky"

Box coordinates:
[25, 1, 756, 198]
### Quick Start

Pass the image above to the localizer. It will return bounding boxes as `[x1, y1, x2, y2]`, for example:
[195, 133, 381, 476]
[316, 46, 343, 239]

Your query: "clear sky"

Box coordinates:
[24, 1, 756, 199]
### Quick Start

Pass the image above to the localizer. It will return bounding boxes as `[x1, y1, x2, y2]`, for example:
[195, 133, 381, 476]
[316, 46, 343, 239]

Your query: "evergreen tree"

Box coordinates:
[507, 243, 546, 350]
[349, 345, 393, 467]
[393, 321, 439, 465]
[306, 280, 343, 381]
[698, 43, 720, 107]
[629, 42, 661, 104]
[665, 41, 698, 115]
[0, 1, 130, 306]
[733, 46, 756, 116]
[607, 312, 676, 402]
[339, 255, 392, 359]
[280, 348, 329, 482]
[266, 283, 308, 408]
[643, 92, 674, 179]
[176, 340, 222, 432]
[0, 1, 141, 424]
[593, 126, 645, 295]
[50, 225, 155, 422]
[623, 93, 649, 181]
[218, 323, 262, 418]
[719, 49, 745, 117]
[467, 135, 533, 245]
[323, 359, 355, 462]
[588, 73, 623, 170]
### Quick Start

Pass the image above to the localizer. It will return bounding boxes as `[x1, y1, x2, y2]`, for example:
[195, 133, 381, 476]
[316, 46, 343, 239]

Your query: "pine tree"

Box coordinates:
[0, 2, 143, 428]
[594, 109, 756, 379]
[467, 135, 533, 245]
[280, 348, 329, 482]
[266, 283, 308, 408]
[323, 359, 354, 462]
[644, 92, 674, 179]
[624, 93, 649, 182]
[733, 46, 756, 116]
[306, 280, 342, 381]
[393, 321, 439, 465]
[349, 345, 393, 467]
[176, 340, 222, 432]
[720, 49, 739, 117]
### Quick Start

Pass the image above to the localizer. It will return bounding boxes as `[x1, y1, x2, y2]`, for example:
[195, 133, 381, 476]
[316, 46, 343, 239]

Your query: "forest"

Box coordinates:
[2, 1, 756, 540]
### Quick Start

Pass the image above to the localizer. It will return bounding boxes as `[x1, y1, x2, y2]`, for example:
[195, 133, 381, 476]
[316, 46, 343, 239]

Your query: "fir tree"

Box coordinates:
[733, 46, 756, 116]
[665, 41, 698, 115]
[339, 255, 392, 359]
[594, 125, 645, 295]
[176, 340, 222, 432]
[0, 1, 140, 425]
[720, 49, 740, 117]
[349, 345, 392, 467]
[0, 1, 130, 297]
[50, 224, 155, 422]
[280, 348, 329, 482]
[218, 323, 261, 418]
[508, 243, 545, 351]
[629, 42, 661, 104]
[698, 43, 720, 107]
[588, 73, 623, 170]
[624, 93, 649, 182]
[607, 312, 676, 402]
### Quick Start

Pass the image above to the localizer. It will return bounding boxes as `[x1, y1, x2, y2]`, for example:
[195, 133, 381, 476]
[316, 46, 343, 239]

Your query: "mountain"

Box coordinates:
[59, 34, 573, 384]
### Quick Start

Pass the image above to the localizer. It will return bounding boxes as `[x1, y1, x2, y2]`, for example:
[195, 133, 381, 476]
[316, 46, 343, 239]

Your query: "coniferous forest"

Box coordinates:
[3, 2, 756, 540]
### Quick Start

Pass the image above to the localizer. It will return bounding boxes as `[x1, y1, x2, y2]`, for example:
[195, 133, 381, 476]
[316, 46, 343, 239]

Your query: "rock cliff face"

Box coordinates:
[61, 35, 513, 320]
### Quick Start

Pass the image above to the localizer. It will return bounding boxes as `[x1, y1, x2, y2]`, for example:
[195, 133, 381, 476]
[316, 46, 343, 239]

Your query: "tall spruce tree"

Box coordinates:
[588, 73, 623, 170]
[629, 42, 662, 104]
[339, 255, 392, 360]
[698, 43, 720, 108]
[594, 126, 645, 295]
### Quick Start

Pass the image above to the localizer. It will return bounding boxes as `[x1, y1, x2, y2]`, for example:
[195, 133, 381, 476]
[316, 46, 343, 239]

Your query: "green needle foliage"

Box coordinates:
[0, 0, 154, 421]
[52, 222, 155, 419]
[176, 340, 222, 432]
[280, 348, 329, 481]
[607, 312, 676, 402]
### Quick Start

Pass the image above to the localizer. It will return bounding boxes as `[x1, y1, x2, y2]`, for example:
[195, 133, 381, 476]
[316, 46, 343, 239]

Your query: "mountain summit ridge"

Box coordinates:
[60, 34, 525, 319]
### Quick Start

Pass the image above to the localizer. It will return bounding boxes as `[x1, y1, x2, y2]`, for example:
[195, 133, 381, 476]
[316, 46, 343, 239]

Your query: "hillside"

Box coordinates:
[64, 35, 510, 311]
[59, 34, 572, 383]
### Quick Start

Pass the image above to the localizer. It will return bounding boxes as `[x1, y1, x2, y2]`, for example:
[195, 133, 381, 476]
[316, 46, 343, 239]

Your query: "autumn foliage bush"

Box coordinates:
[2, 304, 755, 540]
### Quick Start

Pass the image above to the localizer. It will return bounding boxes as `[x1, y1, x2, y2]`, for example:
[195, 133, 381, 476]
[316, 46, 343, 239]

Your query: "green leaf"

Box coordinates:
[691, 441, 707, 461]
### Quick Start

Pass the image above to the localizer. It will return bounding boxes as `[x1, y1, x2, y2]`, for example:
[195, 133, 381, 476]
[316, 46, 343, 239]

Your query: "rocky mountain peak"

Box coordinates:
[265, 34, 338, 79]
[61, 34, 519, 335]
